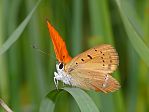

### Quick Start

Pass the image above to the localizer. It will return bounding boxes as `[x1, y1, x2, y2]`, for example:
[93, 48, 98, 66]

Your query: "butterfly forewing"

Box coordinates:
[65, 44, 119, 74]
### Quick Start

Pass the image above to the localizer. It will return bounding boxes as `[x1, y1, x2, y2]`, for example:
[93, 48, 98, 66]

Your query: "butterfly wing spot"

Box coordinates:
[76, 62, 78, 64]
[81, 59, 84, 61]
[108, 64, 111, 69]
[102, 83, 106, 88]
[105, 74, 109, 81]
[68, 68, 74, 72]
[87, 55, 93, 59]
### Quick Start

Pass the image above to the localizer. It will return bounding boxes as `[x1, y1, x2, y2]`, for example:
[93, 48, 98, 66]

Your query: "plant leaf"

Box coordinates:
[0, 0, 41, 55]
[39, 87, 100, 112]
[115, 0, 149, 67]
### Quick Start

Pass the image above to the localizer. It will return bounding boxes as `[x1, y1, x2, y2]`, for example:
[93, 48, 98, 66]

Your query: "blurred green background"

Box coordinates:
[0, 0, 149, 112]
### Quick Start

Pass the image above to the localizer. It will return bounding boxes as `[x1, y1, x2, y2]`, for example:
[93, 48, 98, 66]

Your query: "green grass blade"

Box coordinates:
[40, 88, 100, 112]
[88, 0, 104, 43]
[64, 88, 99, 112]
[39, 90, 60, 112]
[6, 0, 23, 111]
[144, 0, 149, 111]
[88, 0, 114, 44]
[0, 0, 9, 102]
[0, 0, 41, 55]
[115, 0, 149, 67]
[127, 44, 139, 112]
[71, 0, 83, 56]
[136, 0, 149, 111]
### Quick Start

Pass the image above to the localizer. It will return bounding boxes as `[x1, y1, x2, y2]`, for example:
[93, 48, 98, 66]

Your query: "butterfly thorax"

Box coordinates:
[54, 63, 73, 88]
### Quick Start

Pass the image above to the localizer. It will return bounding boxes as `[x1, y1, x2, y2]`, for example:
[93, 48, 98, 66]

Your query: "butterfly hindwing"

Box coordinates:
[69, 69, 120, 93]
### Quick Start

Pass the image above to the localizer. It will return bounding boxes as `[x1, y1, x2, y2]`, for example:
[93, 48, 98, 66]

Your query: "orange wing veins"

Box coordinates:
[47, 21, 72, 63]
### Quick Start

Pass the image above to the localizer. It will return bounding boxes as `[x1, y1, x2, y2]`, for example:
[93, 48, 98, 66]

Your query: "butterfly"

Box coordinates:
[47, 21, 120, 93]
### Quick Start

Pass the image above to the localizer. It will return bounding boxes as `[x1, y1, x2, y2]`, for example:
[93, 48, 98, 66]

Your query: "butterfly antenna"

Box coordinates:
[32, 44, 55, 59]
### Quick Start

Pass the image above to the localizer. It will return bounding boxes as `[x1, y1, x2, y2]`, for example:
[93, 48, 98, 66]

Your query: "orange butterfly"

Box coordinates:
[47, 21, 120, 93]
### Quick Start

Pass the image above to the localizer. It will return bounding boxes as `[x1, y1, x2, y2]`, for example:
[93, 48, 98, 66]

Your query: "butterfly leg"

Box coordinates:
[54, 77, 58, 89]
[54, 72, 59, 89]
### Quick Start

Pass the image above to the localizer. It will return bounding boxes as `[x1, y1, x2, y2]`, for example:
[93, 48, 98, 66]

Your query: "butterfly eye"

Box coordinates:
[59, 63, 63, 69]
